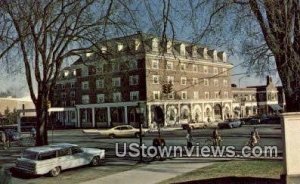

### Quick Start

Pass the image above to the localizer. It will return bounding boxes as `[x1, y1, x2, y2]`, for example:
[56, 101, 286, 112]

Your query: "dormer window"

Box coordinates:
[118, 43, 123, 51]
[135, 39, 141, 50]
[180, 44, 186, 56]
[101, 46, 107, 53]
[152, 38, 159, 52]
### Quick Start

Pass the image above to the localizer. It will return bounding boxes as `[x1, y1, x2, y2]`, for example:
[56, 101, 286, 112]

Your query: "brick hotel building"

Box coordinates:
[50, 33, 235, 128]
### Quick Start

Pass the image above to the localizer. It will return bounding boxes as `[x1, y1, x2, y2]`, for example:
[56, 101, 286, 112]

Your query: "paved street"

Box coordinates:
[0, 124, 283, 184]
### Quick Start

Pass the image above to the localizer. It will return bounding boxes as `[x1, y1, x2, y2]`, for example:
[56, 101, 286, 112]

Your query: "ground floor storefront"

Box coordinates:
[48, 100, 233, 128]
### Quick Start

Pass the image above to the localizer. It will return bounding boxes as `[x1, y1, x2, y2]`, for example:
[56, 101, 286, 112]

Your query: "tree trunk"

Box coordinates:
[35, 95, 49, 146]
[275, 53, 300, 112]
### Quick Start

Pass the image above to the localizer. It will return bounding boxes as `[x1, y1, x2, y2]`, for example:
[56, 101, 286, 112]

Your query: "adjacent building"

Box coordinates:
[232, 76, 285, 118]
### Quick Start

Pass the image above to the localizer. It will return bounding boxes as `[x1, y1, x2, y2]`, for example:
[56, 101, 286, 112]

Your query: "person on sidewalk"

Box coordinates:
[186, 129, 193, 149]
[253, 127, 260, 141]
[212, 128, 222, 146]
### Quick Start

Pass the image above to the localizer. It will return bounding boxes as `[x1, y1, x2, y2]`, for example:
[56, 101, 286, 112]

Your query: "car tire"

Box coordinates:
[109, 134, 115, 139]
[49, 166, 61, 177]
[90, 156, 100, 166]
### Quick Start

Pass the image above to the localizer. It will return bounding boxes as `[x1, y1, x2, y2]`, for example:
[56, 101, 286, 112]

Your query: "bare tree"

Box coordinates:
[166, 0, 300, 112]
[0, 0, 135, 146]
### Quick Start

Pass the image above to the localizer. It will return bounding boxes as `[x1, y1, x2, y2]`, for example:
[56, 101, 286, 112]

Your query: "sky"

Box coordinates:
[0, 0, 281, 97]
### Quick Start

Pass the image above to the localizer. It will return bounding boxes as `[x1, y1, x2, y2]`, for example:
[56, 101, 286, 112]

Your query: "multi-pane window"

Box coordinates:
[168, 92, 174, 99]
[82, 95, 89, 104]
[214, 67, 218, 74]
[129, 60, 138, 69]
[181, 91, 187, 99]
[203, 66, 208, 74]
[96, 65, 104, 74]
[180, 63, 186, 71]
[204, 79, 209, 86]
[70, 91, 75, 98]
[167, 76, 174, 84]
[153, 75, 159, 84]
[70, 100, 75, 106]
[96, 79, 104, 89]
[215, 91, 220, 99]
[97, 94, 105, 103]
[112, 63, 120, 72]
[113, 92, 122, 102]
[193, 65, 198, 72]
[205, 92, 210, 99]
[214, 79, 219, 87]
[130, 91, 139, 101]
[223, 79, 228, 87]
[129, 75, 139, 85]
[192, 78, 198, 85]
[81, 81, 89, 90]
[194, 91, 199, 99]
[166, 61, 173, 70]
[152, 60, 159, 69]
[112, 77, 121, 87]
[181, 77, 187, 85]
[153, 91, 160, 100]
[224, 92, 228, 99]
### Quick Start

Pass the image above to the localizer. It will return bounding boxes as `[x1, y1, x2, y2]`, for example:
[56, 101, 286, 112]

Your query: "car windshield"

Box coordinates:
[22, 150, 38, 160]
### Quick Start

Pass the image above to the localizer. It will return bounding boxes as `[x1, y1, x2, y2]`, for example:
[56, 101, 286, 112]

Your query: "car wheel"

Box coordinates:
[135, 132, 141, 138]
[90, 156, 100, 166]
[109, 134, 115, 139]
[49, 166, 61, 177]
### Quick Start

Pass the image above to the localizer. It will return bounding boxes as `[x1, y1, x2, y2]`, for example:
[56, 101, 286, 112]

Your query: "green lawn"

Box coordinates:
[160, 160, 283, 184]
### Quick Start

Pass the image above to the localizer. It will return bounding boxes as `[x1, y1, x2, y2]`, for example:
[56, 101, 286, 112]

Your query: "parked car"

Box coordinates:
[181, 122, 206, 130]
[247, 118, 261, 125]
[83, 125, 146, 138]
[14, 143, 105, 177]
[260, 116, 281, 124]
[218, 119, 242, 129]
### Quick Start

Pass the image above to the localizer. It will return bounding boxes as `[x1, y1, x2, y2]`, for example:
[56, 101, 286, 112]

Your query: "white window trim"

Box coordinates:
[112, 77, 121, 87]
[129, 75, 139, 85]
[166, 61, 173, 70]
[180, 63, 186, 71]
[97, 94, 105, 103]
[181, 77, 187, 85]
[181, 91, 187, 100]
[130, 91, 139, 101]
[204, 79, 209, 86]
[113, 92, 122, 102]
[153, 91, 160, 100]
[152, 60, 159, 69]
[152, 75, 160, 84]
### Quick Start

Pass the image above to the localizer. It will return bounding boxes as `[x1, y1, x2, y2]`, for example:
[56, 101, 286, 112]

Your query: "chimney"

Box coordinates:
[267, 76, 272, 85]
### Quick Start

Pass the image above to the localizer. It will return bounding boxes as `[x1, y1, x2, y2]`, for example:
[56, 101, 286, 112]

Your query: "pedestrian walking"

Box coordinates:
[186, 129, 193, 149]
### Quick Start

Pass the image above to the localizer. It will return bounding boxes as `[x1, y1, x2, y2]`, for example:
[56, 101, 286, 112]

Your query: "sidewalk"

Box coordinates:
[80, 159, 212, 184]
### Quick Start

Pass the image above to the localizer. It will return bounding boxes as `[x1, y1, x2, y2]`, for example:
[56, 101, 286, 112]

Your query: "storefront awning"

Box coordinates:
[269, 104, 283, 111]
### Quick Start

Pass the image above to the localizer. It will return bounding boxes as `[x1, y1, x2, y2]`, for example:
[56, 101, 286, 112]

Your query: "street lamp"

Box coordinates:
[136, 102, 144, 163]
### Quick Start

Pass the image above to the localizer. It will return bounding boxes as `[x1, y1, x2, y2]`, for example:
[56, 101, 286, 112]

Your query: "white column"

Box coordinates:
[164, 103, 167, 126]
[77, 108, 81, 128]
[178, 103, 180, 124]
[17, 115, 21, 133]
[202, 103, 205, 122]
[147, 105, 151, 126]
[107, 107, 111, 127]
[92, 107, 95, 127]
[124, 106, 128, 124]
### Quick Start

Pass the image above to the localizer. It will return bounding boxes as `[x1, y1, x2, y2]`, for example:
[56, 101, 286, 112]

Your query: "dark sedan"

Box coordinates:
[218, 119, 242, 129]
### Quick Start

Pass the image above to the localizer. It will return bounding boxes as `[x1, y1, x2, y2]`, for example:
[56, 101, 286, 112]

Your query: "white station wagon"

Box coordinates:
[14, 143, 105, 177]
